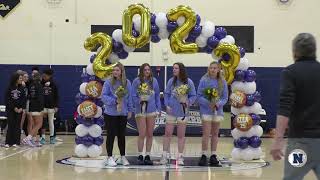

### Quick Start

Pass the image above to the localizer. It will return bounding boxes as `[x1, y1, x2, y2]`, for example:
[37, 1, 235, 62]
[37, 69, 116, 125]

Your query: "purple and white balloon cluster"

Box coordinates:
[230, 54, 265, 161]
[73, 63, 106, 158]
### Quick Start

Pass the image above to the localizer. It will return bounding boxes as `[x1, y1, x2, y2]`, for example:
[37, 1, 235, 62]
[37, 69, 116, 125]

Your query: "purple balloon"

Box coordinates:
[132, 29, 140, 38]
[151, 35, 161, 43]
[185, 35, 197, 43]
[94, 136, 104, 146]
[151, 24, 160, 34]
[117, 50, 129, 59]
[233, 140, 240, 148]
[167, 21, 178, 32]
[88, 75, 96, 81]
[83, 119, 94, 127]
[238, 46, 246, 58]
[222, 53, 231, 61]
[75, 93, 83, 104]
[90, 54, 96, 63]
[214, 27, 227, 40]
[207, 36, 219, 49]
[83, 135, 94, 147]
[151, 13, 156, 24]
[81, 73, 89, 83]
[250, 113, 261, 125]
[246, 94, 255, 106]
[196, 14, 201, 25]
[203, 46, 213, 54]
[236, 137, 249, 149]
[245, 70, 256, 82]
[190, 25, 202, 37]
[254, 91, 262, 102]
[95, 99, 103, 107]
[75, 136, 83, 145]
[249, 136, 262, 148]
[235, 70, 245, 81]
[112, 40, 123, 53]
[95, 116, 105, 127]
[75, 115, 85, 125]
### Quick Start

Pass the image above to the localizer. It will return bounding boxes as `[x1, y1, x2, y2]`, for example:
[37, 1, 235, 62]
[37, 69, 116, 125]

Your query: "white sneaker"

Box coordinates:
[12, 144, 19, 148]
[116, 156, 130, 166]
[4, 144, 9, 148]
[177, 156, 184, 166]
[105, 157, 117, 167]
[160, 155, 168, 165]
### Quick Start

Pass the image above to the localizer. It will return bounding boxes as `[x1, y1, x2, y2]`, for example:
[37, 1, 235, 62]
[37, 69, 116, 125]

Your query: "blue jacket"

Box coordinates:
[164, 77, 196, 117]
[101, 78, 133, 116]
[197, 76, 228, 116]
[132, 77, 161, 114]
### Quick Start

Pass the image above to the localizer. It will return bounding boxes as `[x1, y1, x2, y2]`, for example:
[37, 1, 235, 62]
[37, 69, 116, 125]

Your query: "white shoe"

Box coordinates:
[12, 144, 19, 148]
[177, 156, 184, 166]
[105, 157, 117, 167]
[160, 155, 168, 165]
[4, 144, 9, 148]
[116, 156, 130, 166]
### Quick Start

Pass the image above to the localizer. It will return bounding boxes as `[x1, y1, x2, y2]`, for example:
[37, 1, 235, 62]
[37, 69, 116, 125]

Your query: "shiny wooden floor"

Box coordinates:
[0, 135, 317, 180]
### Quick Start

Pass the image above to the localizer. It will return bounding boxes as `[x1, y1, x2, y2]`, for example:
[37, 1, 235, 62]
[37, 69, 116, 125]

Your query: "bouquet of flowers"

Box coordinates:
[137, 83, 154, 101]
[174, 84, 189, 103]
[115, 86, 128, 112]
[203, 87, 219, 112]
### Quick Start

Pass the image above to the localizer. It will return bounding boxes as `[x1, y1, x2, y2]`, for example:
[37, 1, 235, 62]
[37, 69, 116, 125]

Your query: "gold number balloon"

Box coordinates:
[122, 3, 151, 48]
[84, 32, 117, 79]
[85, 81, 103, 98]
[167, 5, 198, 54]
[214, 43, 240, 84]
[234, 113, 253, 132]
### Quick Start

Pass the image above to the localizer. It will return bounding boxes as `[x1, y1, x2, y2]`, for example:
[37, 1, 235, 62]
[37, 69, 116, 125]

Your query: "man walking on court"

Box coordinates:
[270, 33, 320, 180]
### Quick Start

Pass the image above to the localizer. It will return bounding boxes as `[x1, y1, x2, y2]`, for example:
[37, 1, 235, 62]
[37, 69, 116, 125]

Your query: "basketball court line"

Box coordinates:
[0, 147, 32, 160]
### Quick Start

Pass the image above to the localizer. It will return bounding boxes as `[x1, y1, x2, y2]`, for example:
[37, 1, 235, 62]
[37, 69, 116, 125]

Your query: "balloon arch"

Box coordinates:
[74, 4, 264, 161]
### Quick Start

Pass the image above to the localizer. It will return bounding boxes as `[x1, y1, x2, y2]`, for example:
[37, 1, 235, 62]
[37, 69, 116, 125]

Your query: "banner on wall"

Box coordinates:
[0, 0, 20, 18]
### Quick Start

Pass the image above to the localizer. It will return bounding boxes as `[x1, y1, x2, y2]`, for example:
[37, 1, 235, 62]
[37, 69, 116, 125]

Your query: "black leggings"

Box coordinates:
[5, 110, 22, 145]
[105, 115, 128, 156]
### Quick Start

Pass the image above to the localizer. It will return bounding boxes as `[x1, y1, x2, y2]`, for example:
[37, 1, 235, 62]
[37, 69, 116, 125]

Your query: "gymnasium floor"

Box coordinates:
[0, 135, 317, 180]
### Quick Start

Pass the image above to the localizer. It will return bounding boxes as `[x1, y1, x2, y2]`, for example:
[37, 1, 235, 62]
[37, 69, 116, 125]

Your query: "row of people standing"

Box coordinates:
[101, 61, 228, 167]
[4, 67, 59, 147]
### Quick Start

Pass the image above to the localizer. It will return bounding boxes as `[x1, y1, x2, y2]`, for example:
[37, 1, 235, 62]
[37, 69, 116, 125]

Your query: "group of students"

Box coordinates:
[101, 61, 228, 167]
[4, 67, 59, 148]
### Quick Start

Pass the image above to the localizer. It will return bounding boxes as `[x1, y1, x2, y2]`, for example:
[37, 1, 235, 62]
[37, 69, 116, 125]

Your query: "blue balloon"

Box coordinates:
[117, 50, 129, 59]
[250, 113, 261, 125]
[95, 99, 104, 107]
[190, 25, 202, 37]
[151, 13, 156, 25]
[75, 115, 85, 124]
[83, 118, 94, 127]
[83, 135, 94, 147]
[167, 21, 178, 32]
[132, 29, 140, 38]
[233, 140, 240, 148]
[94, 136, 104, 146]
[246, 94, 255, 106]
[235, 70, 245, 81]
[151, 35, 161, 43]
[249, 136, 262, 148]
[75, 93, 83, 104]
[237, 137, 249, 149]
[254, 91, 262, 102]
[81, 73, 89, 83]
[88, 75, 96, 81]
[203, 46, 213, 54]
[112, 40, 123, 53]
[245, 70, 256, 82]
[238, 46, 246, 58]
[196, 14, 201, 25]
[151, 24, 160, 34]
[222, 53, 231, 61]
[95, 117, 105, 127]
[214, 27, 227, 40]
[185, 35, 197, 43]
[207, 36, 219, 49]
[75, 136, 83, 145]
[90, 54, 96, 63]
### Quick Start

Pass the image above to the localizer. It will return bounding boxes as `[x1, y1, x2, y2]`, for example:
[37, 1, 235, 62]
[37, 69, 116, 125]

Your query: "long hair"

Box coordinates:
[202, 61, 225, 95]
[111, 62, 127, 87]
[138, 63, 153, 88]
[8, 72, 21, 89]
[173, 62, 188, 87]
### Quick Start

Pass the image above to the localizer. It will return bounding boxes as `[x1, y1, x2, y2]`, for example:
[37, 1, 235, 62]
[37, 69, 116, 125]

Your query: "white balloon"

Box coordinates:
[243, 82, 257, 94]
[231, 81, 245, 92]
[97, 46, 102, 53]
[94, 106, 103, 118]
[133, 15, 141, 32]
[247, 125, 264, 137]
[239, 106, 250, 114]
[231, 148, 242, 160]
[123, 45, 135, 52]
[112, 29, 123, 44]
[75, 124, 89, 137]
[177, 16, 185, 26]
[220, 35, 235, 44]
[247, 102, 262, 114]
[231, 106, 240, 115]
[158, 28, 169, 39]
[109, 53, 119, 62]
[242, 148, 254, 161]
[86, 64, 94, 76]
[195, 35, 207, 48]
[77, 105, 81, 115]
[231, 128, 247, 139]
[87, 145, 103, 158]
[75, 144, 88, 158]
[155, 12, 168, 28]
[79, 82, 88, 95]
[236, 58, 250, 71]
[88, 124, 102, 138]
[201, 21, 215, 38]
[252, 147, 263, 159]
[211, 53, 220, 61]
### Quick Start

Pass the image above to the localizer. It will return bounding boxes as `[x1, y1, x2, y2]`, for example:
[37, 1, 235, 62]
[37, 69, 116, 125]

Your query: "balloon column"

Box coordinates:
[74, 67, 105, 158]
[230, 54, 264, 161]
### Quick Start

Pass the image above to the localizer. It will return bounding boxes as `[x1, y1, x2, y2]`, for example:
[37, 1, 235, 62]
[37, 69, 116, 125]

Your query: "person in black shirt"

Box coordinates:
[270, 33, 320, 179]
[4, 72, 25, 148]
[39, 69, 59, 144]
[22, 72, 44, 147]
[19, 71, 29, 136]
